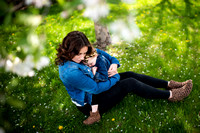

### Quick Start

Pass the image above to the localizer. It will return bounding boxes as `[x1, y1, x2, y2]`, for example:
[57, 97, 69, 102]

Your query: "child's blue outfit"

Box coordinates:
[59, 49, 120, 106]
[93, 54, 110, 82]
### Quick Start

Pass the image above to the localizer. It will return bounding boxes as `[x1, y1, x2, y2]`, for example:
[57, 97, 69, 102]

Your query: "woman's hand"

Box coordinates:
[108, 64, 118, 77]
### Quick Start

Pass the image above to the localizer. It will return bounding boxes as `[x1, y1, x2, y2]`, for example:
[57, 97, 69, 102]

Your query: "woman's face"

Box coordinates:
[72, 46, 88, 63]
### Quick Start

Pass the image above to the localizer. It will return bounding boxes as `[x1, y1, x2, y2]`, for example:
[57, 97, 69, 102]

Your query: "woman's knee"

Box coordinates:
[119, 78, 139, 92]
[119, 71, 137, 80]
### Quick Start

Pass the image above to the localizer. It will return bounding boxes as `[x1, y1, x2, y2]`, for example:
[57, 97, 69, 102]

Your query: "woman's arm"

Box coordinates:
[96, 49, 119, 77]
[63, 68, 120, 94]
[108, 64, 118, 77]
[96, 49, 120, 66]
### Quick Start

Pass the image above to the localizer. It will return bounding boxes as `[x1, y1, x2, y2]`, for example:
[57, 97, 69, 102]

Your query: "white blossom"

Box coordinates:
[23, 55, 35, 68]
[27, 15, 42, 26]
[109, 16, 141, 43]
[27, 33, 40, 47]
[25, 0, 51, 8]
[61, 11, 69, 19]
[83, 0, 109, 22]
[4, 55, 49, 77]
[35, 56, 50, 70]
[25, 0, 32, 5]
[6, 60, 13, 71]
[19, 14, 42, 26]
[122, 0, 136, 4]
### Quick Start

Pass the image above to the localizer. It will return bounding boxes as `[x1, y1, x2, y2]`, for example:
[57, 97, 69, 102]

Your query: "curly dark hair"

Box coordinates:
[55, 31, 93, 65]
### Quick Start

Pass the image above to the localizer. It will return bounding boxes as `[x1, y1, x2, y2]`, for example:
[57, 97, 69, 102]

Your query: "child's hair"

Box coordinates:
[83, 48, 97, 64]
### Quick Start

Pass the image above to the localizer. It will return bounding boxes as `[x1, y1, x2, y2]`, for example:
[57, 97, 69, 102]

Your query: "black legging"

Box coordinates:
[77, 71, 170, 116]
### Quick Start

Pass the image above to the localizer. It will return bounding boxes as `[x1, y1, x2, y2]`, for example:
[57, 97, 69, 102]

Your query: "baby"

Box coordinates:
[82, 49, 111, 125]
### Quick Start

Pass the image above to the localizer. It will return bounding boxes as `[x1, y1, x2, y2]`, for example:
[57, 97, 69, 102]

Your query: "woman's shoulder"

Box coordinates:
[59, 61, 79, 68]
[59, 61, 90, 74]
[59, 61, 79, 73]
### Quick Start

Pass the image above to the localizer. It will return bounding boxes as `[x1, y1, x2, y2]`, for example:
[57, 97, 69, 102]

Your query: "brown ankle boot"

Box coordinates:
[167, 80, 191, 90]
[83, 110, 101, 125]
[168, 80, 193, 102]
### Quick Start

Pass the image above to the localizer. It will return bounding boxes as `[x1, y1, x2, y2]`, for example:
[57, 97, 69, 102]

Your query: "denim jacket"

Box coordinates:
[59, 49, 120, 106]
[93, 54, 110, 82]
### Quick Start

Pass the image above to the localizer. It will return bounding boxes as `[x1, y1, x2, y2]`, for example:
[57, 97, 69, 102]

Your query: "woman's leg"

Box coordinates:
[94, 78, 170, 115]
[119, 71, 168, 88]
[77, 75, 192, 116]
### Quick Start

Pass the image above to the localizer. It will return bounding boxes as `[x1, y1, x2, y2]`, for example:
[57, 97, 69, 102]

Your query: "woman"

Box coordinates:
[55, 31, 193, 125]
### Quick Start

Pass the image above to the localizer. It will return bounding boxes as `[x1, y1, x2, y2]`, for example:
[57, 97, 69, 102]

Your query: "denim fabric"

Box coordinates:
[93, 54, 110, 82]
[77, 72, 169, 116]
[59, 49, 120, 106]
[96, 49, 120, 67]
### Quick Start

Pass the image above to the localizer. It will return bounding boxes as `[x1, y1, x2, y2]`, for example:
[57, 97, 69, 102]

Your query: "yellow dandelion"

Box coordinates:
[147, 12, 150, 14]
[12, 33, 15, 36]
[51, 18, 54, 20]
[141, 14, 144, 17]
[170, 48, 172, 50]
[143, 11, 146, 13]
[49, 24, 51, 26]
[172, 9, 175, 12]
[163, 33, 167, 36]
[112, 118, 115, 121]
[160, 30, 163, 32]
[155, 21, 157, 23]
[186, 40, 190, 42]
[135, 21, 138, 24]
[33, 125, 35, 128]
[49, 42, 52, 45]
[71, 16, 74, 18]
[195, 14, 197, 17]
[58, 125, 63, 130]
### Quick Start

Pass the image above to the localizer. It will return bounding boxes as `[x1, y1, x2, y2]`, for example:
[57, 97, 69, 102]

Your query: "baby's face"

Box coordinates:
[84, 56, 97, 67]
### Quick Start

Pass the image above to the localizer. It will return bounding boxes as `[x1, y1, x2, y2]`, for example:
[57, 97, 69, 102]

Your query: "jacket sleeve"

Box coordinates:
[94, 61, 108, 82]
[63, 69, 120, 94]
[96, 48, 120, 67]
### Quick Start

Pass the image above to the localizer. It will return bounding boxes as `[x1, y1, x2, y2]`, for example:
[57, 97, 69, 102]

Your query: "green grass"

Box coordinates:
[1, 0, 200, 132]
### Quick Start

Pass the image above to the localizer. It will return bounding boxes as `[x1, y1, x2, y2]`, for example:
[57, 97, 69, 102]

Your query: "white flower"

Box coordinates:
[83, 0, 109, 22]
[4, 55, 49, 77]
[27, 15, 42, 26]
[23, 55, 35, 68]
[25, 0, 33, 5]
[122, 0, 136, 4]
[5, 60, 13, 71]
[16, 46, 21, 51]
[13, 63, 30, 76]
[109, 16, 141, 42]
[111, 35, 120, 44]
[28, 70, 35, 77]
[25, 0, 51, 8]
[34, 0, 51, 8]
[19, 14, 42, 26]
[35, 56, 50, 70]
[61, 11, 69, 19]
[27, 33, 40, 47]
